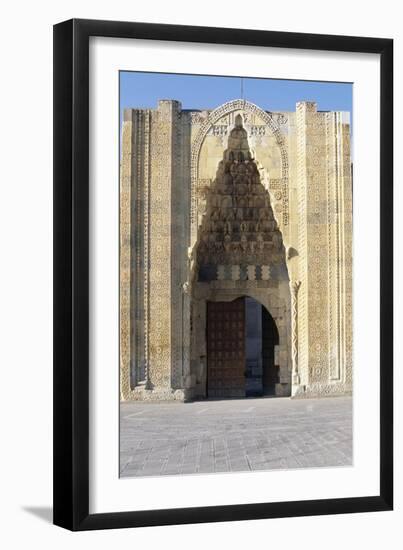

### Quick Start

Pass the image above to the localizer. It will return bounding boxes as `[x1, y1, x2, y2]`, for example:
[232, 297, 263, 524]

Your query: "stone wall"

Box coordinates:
[120, 98, 352, 401]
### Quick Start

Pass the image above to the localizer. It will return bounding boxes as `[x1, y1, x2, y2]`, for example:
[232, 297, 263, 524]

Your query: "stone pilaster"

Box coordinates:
[120, 109, 152, 399]
[148, 101, 173, 389]
[297, 102, 331, 390]
[327, 112, 353, 387]
[290, 280, 301, 392]
[342, 119, 353, 388]
[295, 102, 352, 397]
[120, 113, 133, 400]
[148, 100, 186, 396]
[296, 102, 310, 388]
[170, 102, 185, 390]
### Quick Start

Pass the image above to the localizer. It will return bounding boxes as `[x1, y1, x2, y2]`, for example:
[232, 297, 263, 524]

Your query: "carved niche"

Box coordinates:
[190, 100, 289, 248]
[196, 114, 287, 283]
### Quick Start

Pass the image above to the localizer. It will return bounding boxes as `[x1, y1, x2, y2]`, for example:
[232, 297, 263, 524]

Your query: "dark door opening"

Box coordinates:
[245, 297, 263, 397]
[206, 297, 279, 398]
[261, 306, 280, 395]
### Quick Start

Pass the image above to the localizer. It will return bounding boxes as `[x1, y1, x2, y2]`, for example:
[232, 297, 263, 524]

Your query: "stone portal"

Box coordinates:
[120, 98, 353, 401]
[191, 115, 291, 398]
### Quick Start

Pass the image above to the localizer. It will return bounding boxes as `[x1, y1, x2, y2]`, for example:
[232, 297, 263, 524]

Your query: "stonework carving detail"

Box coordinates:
[120, 119, 133, 400]
[190, 100, 290, 247]
[120, 99, 352, 401]
[148, 103, 174, 388]
[295, 101, 352, 396]
[290, 280, 301, 385]
[196, 116, 287, 282]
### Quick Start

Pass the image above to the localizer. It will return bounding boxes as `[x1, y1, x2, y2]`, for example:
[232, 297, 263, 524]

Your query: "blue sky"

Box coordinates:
[120, 71, 352, 120]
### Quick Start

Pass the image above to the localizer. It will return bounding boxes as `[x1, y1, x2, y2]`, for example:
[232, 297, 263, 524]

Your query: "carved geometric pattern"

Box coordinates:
[296, 103, 309, 385]
[120, 120, 133, 400]
[148, 103, 174, 388]
[306, 111, 330, 385]
[290, 280, 301, 384]
[296, 102, 352, 393]
[143, 111, 151, 385]
[171, 108, 183, 389]
[198, 264, 277, 282]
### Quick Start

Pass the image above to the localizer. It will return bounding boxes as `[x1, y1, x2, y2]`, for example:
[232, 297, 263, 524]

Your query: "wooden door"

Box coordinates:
[207, 298, 246, 398]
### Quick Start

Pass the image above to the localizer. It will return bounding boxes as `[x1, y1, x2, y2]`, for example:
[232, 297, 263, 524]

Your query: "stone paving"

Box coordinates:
[120, 396, 352, 478]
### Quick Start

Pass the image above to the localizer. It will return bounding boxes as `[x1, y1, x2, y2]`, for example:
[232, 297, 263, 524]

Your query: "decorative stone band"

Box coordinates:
[198, 264, 277, 282]
[290, 280, 302, 387]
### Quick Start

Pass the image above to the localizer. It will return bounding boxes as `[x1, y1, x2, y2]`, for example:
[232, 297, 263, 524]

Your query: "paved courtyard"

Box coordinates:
[120, 396, 352, 478]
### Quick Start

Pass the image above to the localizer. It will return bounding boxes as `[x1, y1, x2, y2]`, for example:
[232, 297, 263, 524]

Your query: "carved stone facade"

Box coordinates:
[120, 99, 352, 401]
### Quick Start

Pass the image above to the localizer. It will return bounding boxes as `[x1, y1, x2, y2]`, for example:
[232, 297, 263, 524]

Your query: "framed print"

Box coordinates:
[53, 19, 393, 531]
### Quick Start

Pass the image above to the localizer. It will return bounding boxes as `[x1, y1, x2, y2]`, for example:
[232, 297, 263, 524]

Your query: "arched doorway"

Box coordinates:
[206, 296, 280, 398]
[190, 113, 291, 399]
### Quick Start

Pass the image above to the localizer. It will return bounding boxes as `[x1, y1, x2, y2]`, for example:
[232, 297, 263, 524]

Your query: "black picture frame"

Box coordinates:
[53, 18, 393, 531]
